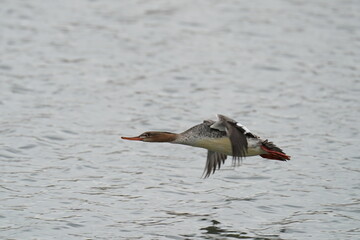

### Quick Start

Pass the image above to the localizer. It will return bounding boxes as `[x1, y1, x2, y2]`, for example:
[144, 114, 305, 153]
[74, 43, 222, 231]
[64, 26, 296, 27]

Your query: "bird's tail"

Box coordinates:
[260, 140, 290, 161]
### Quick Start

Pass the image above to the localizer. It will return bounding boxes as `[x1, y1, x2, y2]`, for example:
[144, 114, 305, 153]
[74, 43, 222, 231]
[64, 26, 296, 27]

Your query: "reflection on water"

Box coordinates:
[1, 0, 360, 239]
[200, 220, 282, 240]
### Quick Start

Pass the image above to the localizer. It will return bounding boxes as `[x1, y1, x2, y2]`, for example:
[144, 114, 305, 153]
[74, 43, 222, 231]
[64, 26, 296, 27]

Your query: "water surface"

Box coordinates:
[1, 0, 359, 239]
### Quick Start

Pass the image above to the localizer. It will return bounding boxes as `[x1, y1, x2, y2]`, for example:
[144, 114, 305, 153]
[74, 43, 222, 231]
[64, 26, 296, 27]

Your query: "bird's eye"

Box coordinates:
[142, 133, 150, 138]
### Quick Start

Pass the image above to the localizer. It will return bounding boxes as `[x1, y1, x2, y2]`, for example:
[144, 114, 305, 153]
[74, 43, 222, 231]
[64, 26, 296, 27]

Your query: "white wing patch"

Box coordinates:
[236, 122, 251, 134]
[210, 121, 226, 131]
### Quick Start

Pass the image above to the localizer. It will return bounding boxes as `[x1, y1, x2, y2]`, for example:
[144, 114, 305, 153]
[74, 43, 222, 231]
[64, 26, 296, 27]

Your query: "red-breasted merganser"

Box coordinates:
[122, 114, 290, 177]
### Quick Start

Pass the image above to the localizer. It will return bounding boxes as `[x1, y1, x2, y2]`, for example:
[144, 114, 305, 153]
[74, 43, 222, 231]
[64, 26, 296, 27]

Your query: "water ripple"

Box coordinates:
[1, 0, 359, 239]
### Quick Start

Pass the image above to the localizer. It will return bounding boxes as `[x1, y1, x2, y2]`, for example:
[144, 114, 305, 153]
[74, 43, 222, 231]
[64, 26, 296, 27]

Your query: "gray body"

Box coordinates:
[173, 120, 265, 156]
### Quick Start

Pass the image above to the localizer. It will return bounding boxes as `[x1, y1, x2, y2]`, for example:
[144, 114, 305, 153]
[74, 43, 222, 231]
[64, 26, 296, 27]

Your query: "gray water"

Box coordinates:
[1, 0, 360, 239]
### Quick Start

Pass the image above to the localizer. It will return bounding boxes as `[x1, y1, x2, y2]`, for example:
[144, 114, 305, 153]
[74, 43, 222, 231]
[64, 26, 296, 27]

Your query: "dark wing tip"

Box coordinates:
[202, 151, 227, 178]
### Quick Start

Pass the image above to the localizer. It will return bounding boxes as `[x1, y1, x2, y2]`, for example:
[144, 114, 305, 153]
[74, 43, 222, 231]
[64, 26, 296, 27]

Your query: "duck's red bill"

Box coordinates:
[121, 136, 142, 141]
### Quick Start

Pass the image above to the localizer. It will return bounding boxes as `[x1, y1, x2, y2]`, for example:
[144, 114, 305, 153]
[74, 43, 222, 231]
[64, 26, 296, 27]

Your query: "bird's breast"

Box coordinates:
[192, 137, 263, 156]
[194, 137, 233, 155]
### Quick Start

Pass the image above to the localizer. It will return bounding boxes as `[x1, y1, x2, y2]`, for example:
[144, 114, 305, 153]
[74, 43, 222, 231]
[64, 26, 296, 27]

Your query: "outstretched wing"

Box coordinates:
[212, 114, 249, 159]
[203, 114, 256, 177]
[203, 151, 227, 178]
